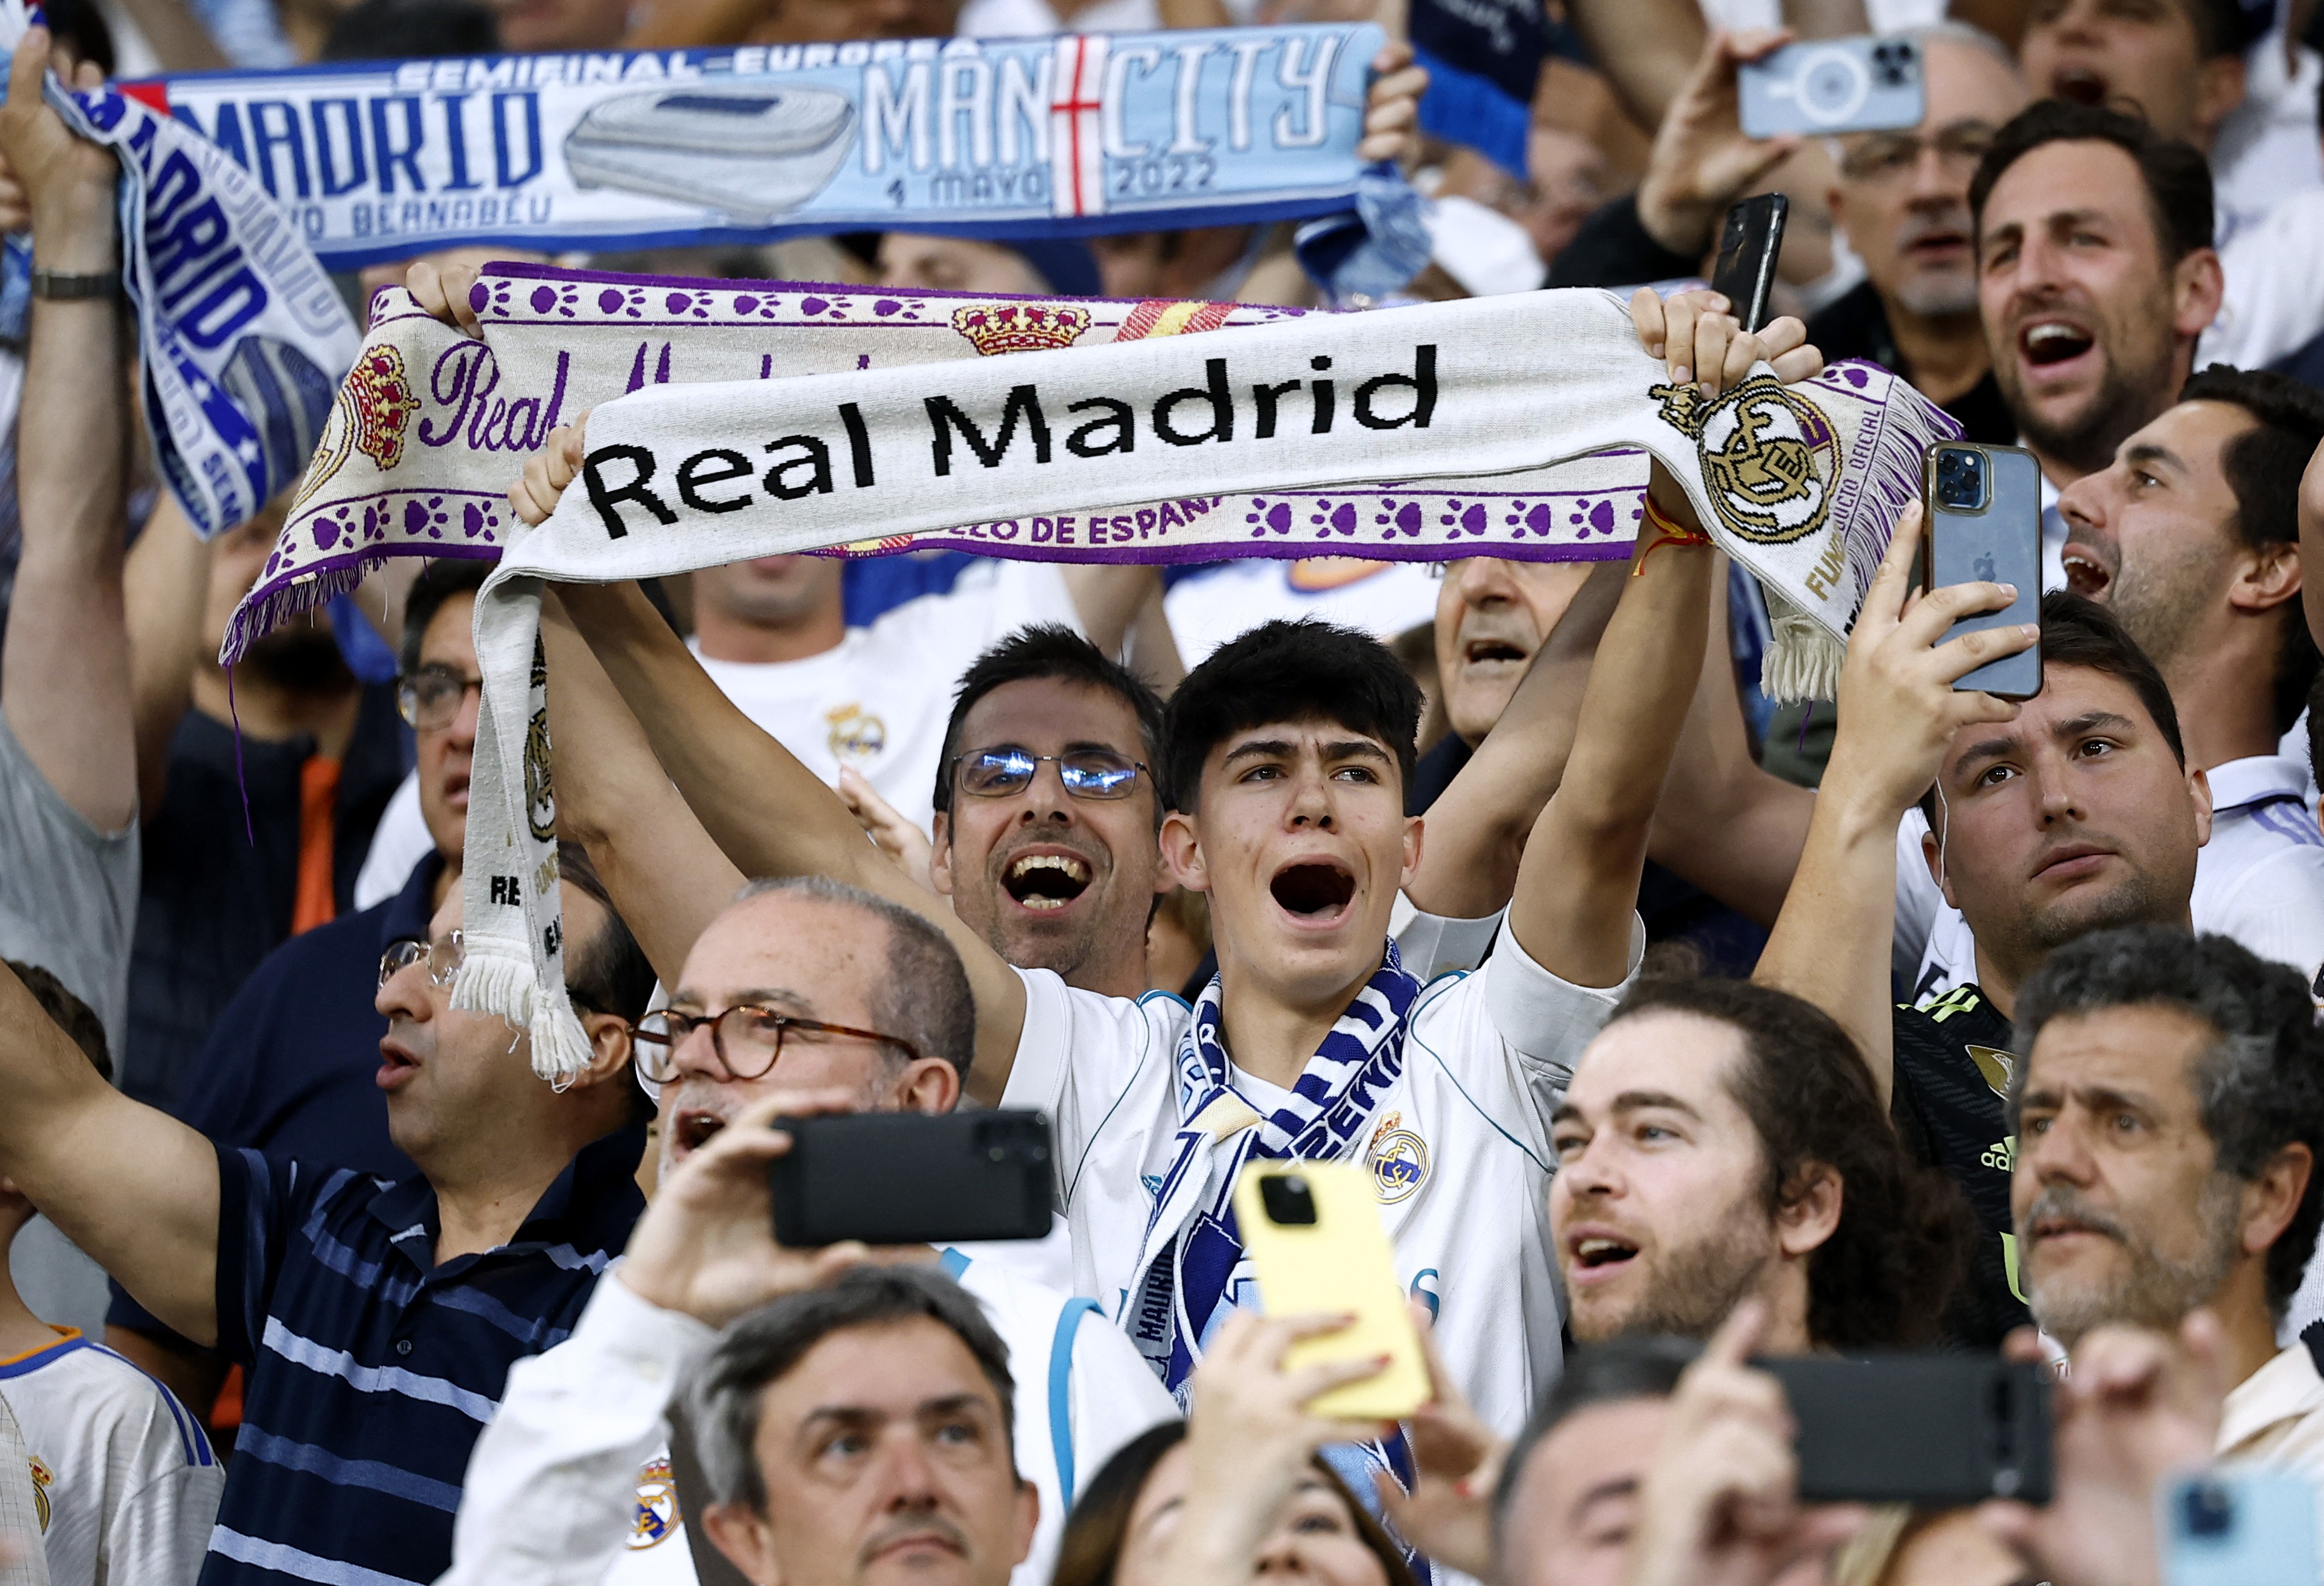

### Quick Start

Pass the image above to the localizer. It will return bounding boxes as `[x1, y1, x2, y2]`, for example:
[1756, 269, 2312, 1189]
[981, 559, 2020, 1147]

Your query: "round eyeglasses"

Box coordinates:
[628, 1004, 924, 1084]
[950, 748, 1147, 801]
[397, 664, 485, 732]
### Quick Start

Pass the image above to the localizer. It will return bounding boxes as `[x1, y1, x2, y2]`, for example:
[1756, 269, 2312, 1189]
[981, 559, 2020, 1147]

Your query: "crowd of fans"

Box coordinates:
[1, 0, 2323, 1579]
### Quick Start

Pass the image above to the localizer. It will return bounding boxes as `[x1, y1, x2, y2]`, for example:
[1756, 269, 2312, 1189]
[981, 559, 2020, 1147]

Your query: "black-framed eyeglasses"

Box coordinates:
[628, 1004, 924, 1083]
[949, 747, 1148, 801]
[397, 663, 485, 732]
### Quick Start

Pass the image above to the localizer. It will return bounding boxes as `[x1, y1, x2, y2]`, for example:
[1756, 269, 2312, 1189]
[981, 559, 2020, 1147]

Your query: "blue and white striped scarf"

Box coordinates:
[1123, 938, 1421, 1394]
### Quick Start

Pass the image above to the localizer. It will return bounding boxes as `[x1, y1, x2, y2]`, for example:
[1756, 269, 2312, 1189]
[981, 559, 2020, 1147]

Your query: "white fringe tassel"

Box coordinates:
[1760, 587, 1847, 704]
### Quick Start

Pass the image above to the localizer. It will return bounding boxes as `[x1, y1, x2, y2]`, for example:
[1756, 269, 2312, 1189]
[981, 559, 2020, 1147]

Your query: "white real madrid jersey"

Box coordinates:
[0, 1331, 221, 1586]
[1003, 916, 1642, 1442]
[692, 559, 1081, 839]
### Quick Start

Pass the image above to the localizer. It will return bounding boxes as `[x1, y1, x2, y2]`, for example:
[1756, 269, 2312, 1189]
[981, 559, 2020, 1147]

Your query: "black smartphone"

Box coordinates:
[1710, 194, 1789, 333]
[767, 1111, 1054, 1247]
[1761, 1355, 2053, 1507]
[1920, 441, 2044, 700]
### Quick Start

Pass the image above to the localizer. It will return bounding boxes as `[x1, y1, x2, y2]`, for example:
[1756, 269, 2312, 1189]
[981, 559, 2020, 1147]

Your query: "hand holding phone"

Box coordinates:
[1762, 1354, 2053, 1506]
[1710, 194, 1787, 333]
[767, 1109, 1054, 1248]
[1233, 1162, 1428, 1419]
[1920, 442, 2044, 700]
[1740, 36, 1926, 139]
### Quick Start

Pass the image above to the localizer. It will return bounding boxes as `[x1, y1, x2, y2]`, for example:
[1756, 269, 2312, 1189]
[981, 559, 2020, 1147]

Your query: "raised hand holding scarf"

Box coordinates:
[421, 283, 1948, 1081]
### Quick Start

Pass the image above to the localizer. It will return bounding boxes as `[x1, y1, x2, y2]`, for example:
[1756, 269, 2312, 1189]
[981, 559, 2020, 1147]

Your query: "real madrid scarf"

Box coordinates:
[106, 23, 1426, 297]
[1126, 942, 1423, 1396]
[422, 283, 1948, 1082]
[0, 0, 361, 536]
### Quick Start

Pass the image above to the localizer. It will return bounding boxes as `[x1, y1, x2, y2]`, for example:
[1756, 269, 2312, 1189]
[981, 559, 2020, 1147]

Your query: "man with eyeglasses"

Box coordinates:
[437, 873, 1177, 1586]
[1806, 24, 2028, 446]
[104, 558, 492, 1425]
[0, 840, 658, 1586]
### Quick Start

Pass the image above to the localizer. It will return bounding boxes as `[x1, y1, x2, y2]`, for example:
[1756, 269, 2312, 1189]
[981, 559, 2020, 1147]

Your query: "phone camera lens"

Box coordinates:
[1259, 1173, 1319, 1226]
[2182, 1481, 2237, 1539]
[1934, 447, 1987, 511]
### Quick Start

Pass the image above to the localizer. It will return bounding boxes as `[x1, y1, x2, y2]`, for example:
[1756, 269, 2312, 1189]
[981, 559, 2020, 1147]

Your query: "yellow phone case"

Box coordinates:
[1231, 1159, 1430, 1420]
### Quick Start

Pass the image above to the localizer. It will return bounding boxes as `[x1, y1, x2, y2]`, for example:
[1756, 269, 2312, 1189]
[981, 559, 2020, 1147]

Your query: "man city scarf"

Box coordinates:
[108, 23, 1427, 297]
[1127, 941, 1423, 1394]
[0, 0, 361, 536]
[233, 277, 1948, 1079]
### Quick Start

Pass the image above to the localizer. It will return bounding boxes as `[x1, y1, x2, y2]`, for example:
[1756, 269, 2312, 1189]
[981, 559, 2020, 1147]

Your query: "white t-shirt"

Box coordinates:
[1162, 560, 1444, 671]
[695, 561, 1082, 840]
[2211, 36, 2324, 250]
[1893, 755, 2324, 1004]
[0, 1331, 222, 1586]
[1002, 918, 1643, 1440]
[444, 1255, 1176, 1586]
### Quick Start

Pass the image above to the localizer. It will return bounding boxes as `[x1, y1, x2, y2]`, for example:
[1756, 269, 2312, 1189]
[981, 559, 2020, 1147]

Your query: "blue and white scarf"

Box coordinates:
[113, 24, 1427, 299]
[0, 0, 362, 537]
[1122, 939, 1422, 1395]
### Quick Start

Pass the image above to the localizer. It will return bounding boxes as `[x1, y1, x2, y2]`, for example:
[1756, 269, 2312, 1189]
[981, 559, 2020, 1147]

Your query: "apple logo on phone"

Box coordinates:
[1974, 552, 1997, 582]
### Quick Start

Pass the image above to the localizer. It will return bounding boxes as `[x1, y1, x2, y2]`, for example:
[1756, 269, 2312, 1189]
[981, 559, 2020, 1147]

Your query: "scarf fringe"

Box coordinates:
[1760, 588, 1846, 704]
[528, 1001, 595, 1087]
[1842, 372, 1961, 606]
[218, 563, 371, 666]
[451, 950, 538, 1040]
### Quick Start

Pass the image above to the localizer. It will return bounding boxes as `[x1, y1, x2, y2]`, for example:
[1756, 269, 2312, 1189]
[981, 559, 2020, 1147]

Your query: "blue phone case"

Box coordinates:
[2163, 1473, 2320, 1585]
[1739, 37, 1926, 139]
[1924, 442, 2042, 700]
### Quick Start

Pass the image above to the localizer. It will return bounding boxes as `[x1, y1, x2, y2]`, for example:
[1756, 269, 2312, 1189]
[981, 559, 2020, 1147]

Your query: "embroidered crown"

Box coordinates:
[950, 301, 1093, 356]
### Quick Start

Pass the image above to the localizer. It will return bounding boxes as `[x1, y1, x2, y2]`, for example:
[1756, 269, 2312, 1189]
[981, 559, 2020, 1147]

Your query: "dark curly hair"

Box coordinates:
[2011, 926, 2324, 1320]
[1604, 977, 1975, 1350]
[1970, 99, 2213, 268]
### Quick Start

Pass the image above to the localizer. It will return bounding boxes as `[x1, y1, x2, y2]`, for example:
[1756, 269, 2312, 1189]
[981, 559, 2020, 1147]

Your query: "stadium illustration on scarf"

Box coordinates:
[225, 268, 1951, 1083]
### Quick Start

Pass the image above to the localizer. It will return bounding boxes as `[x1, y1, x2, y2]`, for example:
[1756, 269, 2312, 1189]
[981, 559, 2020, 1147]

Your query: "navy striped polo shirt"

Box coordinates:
[202, 1126, 645, 1586]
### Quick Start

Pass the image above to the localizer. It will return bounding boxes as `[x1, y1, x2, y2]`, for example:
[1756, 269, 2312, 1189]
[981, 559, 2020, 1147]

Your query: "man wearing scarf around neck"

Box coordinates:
[508, 293, 1823, 1473]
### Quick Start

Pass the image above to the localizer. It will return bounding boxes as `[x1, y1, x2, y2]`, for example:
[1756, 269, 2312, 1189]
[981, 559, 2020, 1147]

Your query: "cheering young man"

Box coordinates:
[504, 296, 1820, 1450]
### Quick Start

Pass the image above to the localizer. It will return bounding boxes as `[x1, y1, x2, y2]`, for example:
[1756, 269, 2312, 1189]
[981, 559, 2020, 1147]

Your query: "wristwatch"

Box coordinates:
[28, 268, 121, 301]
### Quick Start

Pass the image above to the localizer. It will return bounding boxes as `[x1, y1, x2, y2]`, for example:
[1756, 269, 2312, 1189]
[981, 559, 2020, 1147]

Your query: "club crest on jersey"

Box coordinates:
[1966, 1044, 2014, 1100]
[628, 1455, 680, 1549]
[1652, 375, 1836, 546]
[1367, 1113, 1429, 1204]
[27, 1454, 51, 1532]
[825, 702, 888, 763]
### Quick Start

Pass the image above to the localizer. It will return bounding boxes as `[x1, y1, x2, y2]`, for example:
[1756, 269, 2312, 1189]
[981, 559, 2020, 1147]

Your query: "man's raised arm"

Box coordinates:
[499, 422, 1030, 1095]
[1507, 292, 1822, 988]
[0, 963, 220, 1342]
[1753, 506, 2030, 1104]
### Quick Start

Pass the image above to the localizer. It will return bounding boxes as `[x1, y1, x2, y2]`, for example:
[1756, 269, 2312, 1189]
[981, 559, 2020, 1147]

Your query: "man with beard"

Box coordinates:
[1758, 496, 2213, 1343]
[1809, 26, 2029, 444]
[1903, 367, 2324, 1004]
[1971, 100, 2222, 588]
[1547, 976, 1968, 1356]
[435, 877, 1178, 1586]
[2008, 925, 2324, 1476]
[121, 493, 407, 1113]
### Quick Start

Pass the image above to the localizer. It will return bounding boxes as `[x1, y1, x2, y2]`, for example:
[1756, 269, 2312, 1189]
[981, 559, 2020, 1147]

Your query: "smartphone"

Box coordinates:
[1739, 36, 1927, 139]
[1710, 194, 1789, 333]
[1921, 440, 2043, 700]
[2163, 1472, 2321, 1585]
[1762, 1355, 2053, 1506]
[1233, 1161, 1429, 1420]
[767, 1111, 1054, 1248]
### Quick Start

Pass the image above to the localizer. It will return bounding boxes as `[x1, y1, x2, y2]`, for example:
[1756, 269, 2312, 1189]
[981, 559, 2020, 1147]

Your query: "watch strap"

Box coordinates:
[29, 268, 121, 301]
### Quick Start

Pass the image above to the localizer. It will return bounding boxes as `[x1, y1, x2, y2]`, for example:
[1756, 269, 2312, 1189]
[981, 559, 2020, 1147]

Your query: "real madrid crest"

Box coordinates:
[1367, 1112, 1429, 1204]
[1653, 375, 1837, 546]
[628, 1455, 681, 1549]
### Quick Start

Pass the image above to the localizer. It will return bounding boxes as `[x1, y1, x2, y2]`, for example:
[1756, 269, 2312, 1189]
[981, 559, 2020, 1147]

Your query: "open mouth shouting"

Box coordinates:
[2060, 541, 2114, 599]
[1270, 859, 1356, 927]
[2019, 317, 2097, 375]
[2046, 63, 2110, 106]
[1564, 1229, 1642, 1288]
[1002, 849, 1095, 913]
